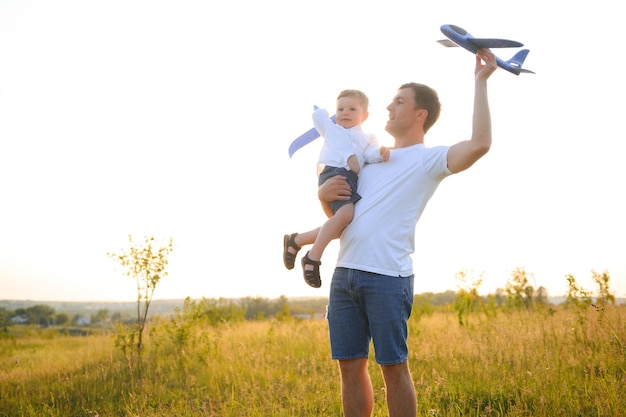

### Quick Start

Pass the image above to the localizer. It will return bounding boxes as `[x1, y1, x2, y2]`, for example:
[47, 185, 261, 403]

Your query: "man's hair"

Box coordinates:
[399, 83, 441, 133]
[337, 89, 369, 109]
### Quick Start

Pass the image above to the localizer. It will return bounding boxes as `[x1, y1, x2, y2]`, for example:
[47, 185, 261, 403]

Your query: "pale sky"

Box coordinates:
[1, 0, 624, 302]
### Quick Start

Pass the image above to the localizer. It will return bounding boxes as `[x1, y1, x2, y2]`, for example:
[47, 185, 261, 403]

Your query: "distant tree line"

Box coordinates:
[1, 270, 617, 332]
[0, 304, 113, 329]
[0, 296, 324, 331]
[450, 268, 617, 326]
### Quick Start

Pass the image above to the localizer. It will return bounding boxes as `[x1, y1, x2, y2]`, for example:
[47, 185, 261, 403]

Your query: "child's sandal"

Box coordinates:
[283, 233, 301, 270]
[301, 251, 321, 288]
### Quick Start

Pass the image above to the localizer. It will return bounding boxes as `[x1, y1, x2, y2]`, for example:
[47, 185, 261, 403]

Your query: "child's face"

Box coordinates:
[336, 96, 368, 129]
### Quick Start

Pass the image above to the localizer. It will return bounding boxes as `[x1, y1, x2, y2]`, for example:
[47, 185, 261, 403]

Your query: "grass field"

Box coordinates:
[1, 305, 624, 416]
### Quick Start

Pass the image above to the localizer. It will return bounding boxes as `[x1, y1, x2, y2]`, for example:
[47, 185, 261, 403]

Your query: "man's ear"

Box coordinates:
[416, 109, 427, 121]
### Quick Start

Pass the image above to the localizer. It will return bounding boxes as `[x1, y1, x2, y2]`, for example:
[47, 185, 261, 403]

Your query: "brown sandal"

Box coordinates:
[283, 233, 301, 270]
[301, 251, 321, 288]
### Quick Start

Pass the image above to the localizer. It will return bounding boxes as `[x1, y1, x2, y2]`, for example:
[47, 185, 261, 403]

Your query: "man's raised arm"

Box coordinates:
[446, 48, 497, 174]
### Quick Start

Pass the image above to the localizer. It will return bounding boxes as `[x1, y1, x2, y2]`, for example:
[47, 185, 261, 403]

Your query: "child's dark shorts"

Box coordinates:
[318, 165, 361, 215]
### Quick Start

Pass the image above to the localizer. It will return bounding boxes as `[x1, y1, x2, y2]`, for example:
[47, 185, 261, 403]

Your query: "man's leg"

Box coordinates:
[380, 362, 416, 417]
[339, 358, 374, 417]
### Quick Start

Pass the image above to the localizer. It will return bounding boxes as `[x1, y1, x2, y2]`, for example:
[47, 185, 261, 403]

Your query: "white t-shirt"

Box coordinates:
[336, 144, 451, 276]
[313, 107, 383, 171]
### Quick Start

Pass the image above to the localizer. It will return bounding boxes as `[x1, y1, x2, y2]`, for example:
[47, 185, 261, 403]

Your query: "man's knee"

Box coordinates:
[380, 361, 411, 380]
[339, 358, 369, 379]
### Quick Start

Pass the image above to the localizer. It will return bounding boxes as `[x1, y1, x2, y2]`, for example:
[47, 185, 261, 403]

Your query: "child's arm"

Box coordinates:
[312, 106, 331, 137]
[379, 146, 390, 162]
[314, 106, 354, 160]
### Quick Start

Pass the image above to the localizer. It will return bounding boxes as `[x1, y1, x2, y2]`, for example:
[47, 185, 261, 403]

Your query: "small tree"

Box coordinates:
[565, 274, 592, 325]
[453, 269, 483, 326]
[591, 270, 615, 308]
[588, 270, 615, 322]
[25, 304, 56, 327]
[505, 267, 535, 310]
[92, 308, 110, 326]
[108, 235, 173, 361]
[55, 312, 70, 326]
[534, 286, 549, 305]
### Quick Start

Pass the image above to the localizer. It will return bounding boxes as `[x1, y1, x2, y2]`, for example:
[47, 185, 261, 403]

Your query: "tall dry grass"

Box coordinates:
[405, 306, 625, 416]
[1, 305, 624, 416]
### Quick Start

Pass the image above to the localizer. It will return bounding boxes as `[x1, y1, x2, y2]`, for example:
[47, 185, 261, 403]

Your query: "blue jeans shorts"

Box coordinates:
[327, 267, 414, 365]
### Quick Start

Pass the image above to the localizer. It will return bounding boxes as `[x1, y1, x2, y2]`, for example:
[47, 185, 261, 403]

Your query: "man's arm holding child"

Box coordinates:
[318, 175, 351, 218]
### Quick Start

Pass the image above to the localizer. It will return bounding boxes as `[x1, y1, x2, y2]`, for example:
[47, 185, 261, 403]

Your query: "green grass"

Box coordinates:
[1, 306, 624, 416]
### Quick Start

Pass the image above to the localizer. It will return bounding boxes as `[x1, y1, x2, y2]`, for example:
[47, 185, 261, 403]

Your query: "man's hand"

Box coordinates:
[318, 175, 352, 202]
[318, 175, 352, 218]
[475, 48, 497, 80]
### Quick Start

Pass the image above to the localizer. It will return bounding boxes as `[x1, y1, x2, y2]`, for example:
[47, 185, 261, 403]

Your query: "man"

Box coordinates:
[317, 49, 498, 416]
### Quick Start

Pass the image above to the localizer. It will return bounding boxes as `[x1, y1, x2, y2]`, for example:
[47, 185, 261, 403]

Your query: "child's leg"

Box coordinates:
[292, 228, 320, 249]
[302, 204, 354, 287]
[306, 202, 354, 264]
[283, 227, 320, 270]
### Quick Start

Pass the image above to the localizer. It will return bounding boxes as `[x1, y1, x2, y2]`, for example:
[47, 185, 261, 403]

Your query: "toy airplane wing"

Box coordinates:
[438, 24, 535, 76]
[288, 113, 336, 158]
[288, 127, 320, 158]
[438, 38, 523, 49]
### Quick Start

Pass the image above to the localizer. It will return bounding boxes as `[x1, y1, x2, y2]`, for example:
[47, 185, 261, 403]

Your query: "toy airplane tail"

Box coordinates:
[506, 49, 535, 74]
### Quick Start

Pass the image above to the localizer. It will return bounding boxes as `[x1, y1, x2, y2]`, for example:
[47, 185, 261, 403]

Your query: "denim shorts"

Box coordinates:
[318, 166, 361, 214]
[327, 268, 414, 365]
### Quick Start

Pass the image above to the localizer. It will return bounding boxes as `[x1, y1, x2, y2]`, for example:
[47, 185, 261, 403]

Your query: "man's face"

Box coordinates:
[335, 96, 368, 129]
[385, 88, 419, 135]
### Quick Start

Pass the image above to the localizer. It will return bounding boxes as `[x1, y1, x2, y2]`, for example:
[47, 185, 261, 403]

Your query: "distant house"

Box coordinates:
[10, 314, 29, 324]
[76, 316, 91, 326]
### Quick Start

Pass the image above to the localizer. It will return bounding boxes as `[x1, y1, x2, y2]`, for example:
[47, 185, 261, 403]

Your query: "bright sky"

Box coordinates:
[1, 0, 624, 302]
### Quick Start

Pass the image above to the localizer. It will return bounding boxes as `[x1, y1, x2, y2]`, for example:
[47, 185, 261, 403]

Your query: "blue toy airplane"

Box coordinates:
[438, 24, 534, 75]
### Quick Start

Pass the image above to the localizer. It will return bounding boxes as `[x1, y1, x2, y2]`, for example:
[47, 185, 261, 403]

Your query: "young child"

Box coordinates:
[284, 89, 389, 288]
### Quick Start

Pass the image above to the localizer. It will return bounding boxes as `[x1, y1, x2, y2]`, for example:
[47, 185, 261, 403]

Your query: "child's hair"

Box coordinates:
[337, 89, 369, 109]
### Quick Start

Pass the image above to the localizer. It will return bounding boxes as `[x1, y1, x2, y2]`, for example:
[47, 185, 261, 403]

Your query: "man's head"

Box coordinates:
[335, 90, 370, 129]
[385, 83, 441, 137]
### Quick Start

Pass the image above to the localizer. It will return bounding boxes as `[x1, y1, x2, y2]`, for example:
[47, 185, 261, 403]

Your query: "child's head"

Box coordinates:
[336, 90, 369, 129]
